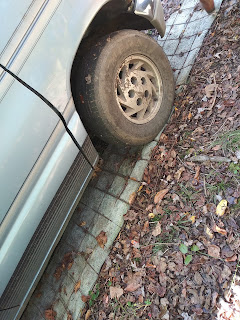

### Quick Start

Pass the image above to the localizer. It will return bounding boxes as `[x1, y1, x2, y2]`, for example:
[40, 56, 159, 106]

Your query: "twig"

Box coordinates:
[203, 175, 207, 197]
[141, 242, 179, 248]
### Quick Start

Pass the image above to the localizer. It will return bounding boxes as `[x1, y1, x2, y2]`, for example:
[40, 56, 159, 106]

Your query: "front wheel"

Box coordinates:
[73, 30, 175, 146]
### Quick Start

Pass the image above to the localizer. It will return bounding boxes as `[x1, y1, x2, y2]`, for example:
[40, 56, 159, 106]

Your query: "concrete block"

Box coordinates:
[130, 160, 148, 181]
[181, 0, 198, 10]
[169, 52, 188, 70]
[141, 141, 157, 160]
[183, 17, 212, 37]
[80, 187, 105, 211]
[79, 265, 98, 296]
[98, 194, 117, 219]
[108, 176, 126, 197]
[72, 205, 96, 231]
[68, 254, 87, 283]
[30, 279, 56, 311]
[120, 179, 140, 203]
[21, 302, 45, 320]
[95, 171, 115, 192]
[78, 232, 98, 255]
[58, 275, 75, 306]
[110, 200, 130, 227]
[87, 246, 111, 273]
[166, 11, 178, 26]
[176, 65, 193, 85]
[118, 158, 136, 176]
[102, 153, 124, 173]
[68, 289, 85, 320]
[175, 35, 195, 54]
[191, 30, 208, 50]
[174, 8, 193, 25]
[183, 47, 200, 68]
[52, 299, 68, 320]
[64, 224, 86, 250]
[163, 39, 179, 55]
[167, 23, 186, 40]
[190, 9, 208, 21]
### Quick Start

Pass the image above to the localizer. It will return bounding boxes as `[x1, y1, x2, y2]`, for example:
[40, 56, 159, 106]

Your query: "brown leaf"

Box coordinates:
[174, 167, 185, 180]
[45, 309, 57, 320]
[194, 166, 200, 180]
[85, 310, 91, 320]
[129, 192, 137, 205]
[148, 283, 166, 297]
[152, 221, 162, 237]
[208, 244, 220, 258]
[225, 254, 238, 262]
[74, 281, 81, 293]
[123, 210, 138, 221]
[212, 224, 227, 236]
[96, 231, 107, 249]
[81, 295, 90, 303]
[125, 273, 142, 292]
[205, 83, 218, 98]
[154, 189, 169, 204]
[110, 286, 124, 299]
[67, 313, 73, 320]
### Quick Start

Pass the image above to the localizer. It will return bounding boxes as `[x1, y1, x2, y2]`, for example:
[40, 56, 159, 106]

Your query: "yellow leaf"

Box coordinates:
[189, 216, 196, 224]
[188, 112, 192, 120]
[137, 185, 143, 192]
[148, 212, 155, 219]
[216, 200, 227, 216]
[206, 226, 214, 239]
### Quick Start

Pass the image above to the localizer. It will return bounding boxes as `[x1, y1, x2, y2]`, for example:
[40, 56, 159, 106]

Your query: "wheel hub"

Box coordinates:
[115, 55, 163, 124]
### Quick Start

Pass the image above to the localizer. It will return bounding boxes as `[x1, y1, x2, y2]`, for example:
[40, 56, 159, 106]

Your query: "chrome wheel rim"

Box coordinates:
[115, 55, 163, 124]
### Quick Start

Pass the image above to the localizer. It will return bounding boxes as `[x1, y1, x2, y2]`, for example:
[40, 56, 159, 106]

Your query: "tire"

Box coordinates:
[73, 30, 175, 146]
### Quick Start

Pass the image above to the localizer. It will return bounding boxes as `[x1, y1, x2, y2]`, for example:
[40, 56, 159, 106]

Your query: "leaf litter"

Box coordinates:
[83, 1, 240, 319]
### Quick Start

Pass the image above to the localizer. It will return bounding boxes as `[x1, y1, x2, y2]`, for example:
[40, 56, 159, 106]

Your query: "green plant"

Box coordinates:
[88, 284, 100, 307]
[229, 163, 240, 175]
[111, 298, 152, 319]
[212, 130, 240, 153]
[179, 243, 200, 265]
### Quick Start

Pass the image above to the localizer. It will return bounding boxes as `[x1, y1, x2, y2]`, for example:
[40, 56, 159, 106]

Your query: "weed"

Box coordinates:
[212, 130, 240, 154]
[111, 298, 152, 319]
[229, 163, 240, 175]
[88, 284, 100, 307]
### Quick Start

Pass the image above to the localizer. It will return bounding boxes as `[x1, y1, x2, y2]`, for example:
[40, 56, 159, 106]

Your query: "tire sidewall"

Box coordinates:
[93, 31, 174, 144]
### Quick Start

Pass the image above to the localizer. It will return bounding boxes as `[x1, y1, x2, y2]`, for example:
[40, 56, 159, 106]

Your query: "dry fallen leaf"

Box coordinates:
[110, 286, 124, 299]
[74, 281, 81, 293]
[208, 244, 220, 258]
[123, 210, 138, 221]
[152, 221, 162, 237]
[205, 226, 214, 239]
[85, 310, 91, 320]
[96, 231, 107, 249]
[174, 167, 185, 181]
[216, 200, 228, 216]
[81, 295, 90, 303]
[212, 224, 227, 236]
[189, 216, 196, 224]
[154, 189, 169, 204]
[205, 83, 218, 98]
[45, 309, 57, 320]
[129, 192, 137, 205]
[125, 273, 142, 292]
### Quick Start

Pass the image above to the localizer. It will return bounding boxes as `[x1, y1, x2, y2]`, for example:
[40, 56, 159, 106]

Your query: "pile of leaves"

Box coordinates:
[82, 1, 240, 319]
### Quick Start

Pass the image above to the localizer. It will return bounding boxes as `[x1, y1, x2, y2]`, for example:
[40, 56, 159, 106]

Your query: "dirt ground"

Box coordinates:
[82, 1, 240, 319]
